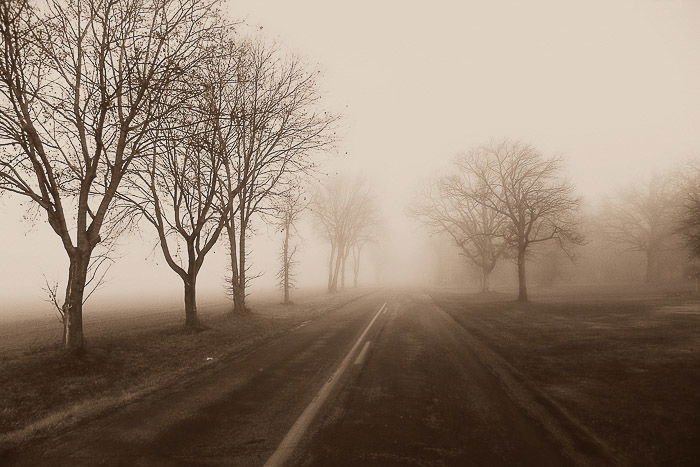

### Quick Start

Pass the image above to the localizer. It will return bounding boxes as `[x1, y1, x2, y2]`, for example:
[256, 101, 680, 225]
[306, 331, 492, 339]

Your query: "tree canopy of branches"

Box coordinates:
[118, 37, 242, 328]
[223, 39, 335, 313]
[600, 173, 681, 283]
[412, 174, 508, 292]
[458, 140, 582, 302]
[0, 0, 222, 350]
[313, 176, 376, 292]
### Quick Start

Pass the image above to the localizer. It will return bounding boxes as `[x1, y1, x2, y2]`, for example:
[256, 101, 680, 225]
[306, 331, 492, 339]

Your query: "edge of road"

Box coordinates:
[0, 290, 378, 459]
[427, 292, 620, 467]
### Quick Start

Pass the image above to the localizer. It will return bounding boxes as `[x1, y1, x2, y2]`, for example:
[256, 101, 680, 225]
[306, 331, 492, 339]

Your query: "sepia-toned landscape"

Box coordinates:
[1, 1, 699, 465]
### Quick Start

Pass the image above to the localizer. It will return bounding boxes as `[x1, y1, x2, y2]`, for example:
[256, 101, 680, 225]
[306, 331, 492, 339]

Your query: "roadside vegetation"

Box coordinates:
[0, 288, 371, 450]
[1, 0, 699, 463]
[0, 0, 358, 353]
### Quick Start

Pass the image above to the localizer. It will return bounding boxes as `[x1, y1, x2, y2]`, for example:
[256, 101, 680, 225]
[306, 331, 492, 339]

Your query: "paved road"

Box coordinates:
[9, 292, 583, 466]
[292, 293, 569, 466]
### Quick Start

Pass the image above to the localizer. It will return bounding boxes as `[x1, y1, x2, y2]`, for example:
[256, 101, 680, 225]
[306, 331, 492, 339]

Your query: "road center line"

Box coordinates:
[354, 341, 371, 365]
[264, 302, 386, 467]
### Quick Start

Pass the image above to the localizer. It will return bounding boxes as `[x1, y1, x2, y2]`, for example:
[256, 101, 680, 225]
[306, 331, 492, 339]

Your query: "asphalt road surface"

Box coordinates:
[8, 292, 598, 466]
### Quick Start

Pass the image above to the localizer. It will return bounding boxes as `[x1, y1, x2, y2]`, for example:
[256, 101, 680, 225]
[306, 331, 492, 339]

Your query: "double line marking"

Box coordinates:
[264, 302, 387, 467]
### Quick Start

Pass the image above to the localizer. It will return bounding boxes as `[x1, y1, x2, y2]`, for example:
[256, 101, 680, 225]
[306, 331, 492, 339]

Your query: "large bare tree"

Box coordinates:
[119, 37, 242, 328]
[223, 39, 334, 313]
[0, 0, 221, 350]
[459, 140, 581, 302]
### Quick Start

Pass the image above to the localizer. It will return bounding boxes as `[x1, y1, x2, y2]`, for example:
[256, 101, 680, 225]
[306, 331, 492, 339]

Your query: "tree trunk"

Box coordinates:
[238, 227, 247, 311]
[184, 275, 199, 328]
[283, 222, 290, 304]
[645, 249, 659, 284]
[481, 267, 491, 293]
[517, 247, 528, 302]
[226, 222, 245, 313]
[62, 250, 90, 352]
[330, 242, 343, 292]
[341, 250, 347, 289]
[232, 283, 245, 313]
[226, 224, 243, 313]
[227, 215, 247, 313]
[353, 253, 360, 288]
[327, 241, 336, 292]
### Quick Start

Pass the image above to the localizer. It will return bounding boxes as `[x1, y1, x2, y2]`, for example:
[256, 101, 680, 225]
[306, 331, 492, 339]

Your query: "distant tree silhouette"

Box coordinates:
[458, 140, 582, 302]
[312, 176, 376, 293]
[274, 189, 307, 304]
[601, 173, 681, 283]
[412, 175, 508, 292]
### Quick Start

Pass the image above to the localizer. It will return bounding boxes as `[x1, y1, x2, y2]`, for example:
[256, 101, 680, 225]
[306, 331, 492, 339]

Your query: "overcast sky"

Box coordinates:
[236, 0, 700, 192]
[1, 0, 699, 314]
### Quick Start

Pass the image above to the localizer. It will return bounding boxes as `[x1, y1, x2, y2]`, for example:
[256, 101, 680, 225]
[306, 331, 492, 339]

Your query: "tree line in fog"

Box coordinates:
[0, 0, 378, 352]
[4, 0, 698, 355]
[414, 140, 700, 296]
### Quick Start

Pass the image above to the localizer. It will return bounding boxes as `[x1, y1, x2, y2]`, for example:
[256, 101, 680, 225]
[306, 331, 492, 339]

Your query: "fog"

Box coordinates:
[3, 1, 700, 464]
[2, 0, 700, 318]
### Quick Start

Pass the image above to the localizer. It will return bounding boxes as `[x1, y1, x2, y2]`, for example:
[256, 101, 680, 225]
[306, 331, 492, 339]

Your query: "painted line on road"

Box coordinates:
[264, 302, 386, 467]
[354, 341, 371, 365]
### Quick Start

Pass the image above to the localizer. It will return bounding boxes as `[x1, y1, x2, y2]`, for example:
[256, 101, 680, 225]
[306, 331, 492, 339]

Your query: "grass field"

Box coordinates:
[0, 288, 371, 450]
[432, 288, 700, 465]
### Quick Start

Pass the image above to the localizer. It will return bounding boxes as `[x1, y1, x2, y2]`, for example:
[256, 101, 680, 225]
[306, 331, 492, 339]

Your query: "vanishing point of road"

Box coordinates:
[7, 291, 606, 466]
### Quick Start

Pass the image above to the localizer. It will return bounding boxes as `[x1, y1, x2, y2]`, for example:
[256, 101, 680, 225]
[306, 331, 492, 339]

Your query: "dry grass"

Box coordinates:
[432, 288, 700, 465]
[0, 288, 371, 449]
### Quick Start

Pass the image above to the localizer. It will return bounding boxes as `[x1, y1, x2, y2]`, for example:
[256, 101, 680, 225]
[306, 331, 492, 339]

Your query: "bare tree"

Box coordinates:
[459, 140, 582, 302]
[601, 172, 681, 283]
[119, 38, 241, 328]
[223, 39, 335, 313]
[350, 233, 372, 288]
[274, 189, 307, 304]
[679, 164, 700, 258]
[0, 0, 221, 350]
[312, 176, 375, 292]
[412, 176, 508, 292]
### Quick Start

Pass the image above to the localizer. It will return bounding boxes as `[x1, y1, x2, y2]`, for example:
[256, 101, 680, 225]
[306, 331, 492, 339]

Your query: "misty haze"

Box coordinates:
[0, 0, 699, 465]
